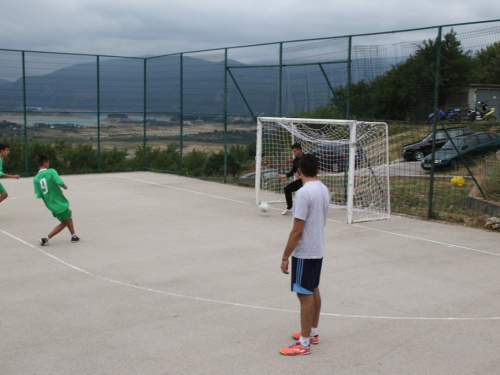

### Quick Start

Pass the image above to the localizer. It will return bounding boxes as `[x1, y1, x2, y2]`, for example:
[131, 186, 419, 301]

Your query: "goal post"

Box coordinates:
[255, 117, 390, 223]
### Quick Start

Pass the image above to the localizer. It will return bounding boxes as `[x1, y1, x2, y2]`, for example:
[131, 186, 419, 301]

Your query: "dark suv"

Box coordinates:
[402, 127, 474, 161]
[309, 140, 362, 173]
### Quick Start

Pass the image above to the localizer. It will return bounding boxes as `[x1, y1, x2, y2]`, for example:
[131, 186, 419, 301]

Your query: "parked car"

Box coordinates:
[420, 132, 500, 170]
[402, 127, 474, 161]
[308, 140, 362, 173]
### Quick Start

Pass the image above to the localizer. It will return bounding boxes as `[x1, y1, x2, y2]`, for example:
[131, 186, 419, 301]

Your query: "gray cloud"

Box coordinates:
[0, 0, 498, 58]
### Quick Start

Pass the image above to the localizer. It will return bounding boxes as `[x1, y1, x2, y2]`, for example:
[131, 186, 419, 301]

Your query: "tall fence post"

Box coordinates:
[21, 51, 28, 176]
[223, 48, 228, 183]
[143, 59, 147, 170]
[279, 42, 283, 117]
[179, 54, 184, 175]
[96, 56, 101, 173]
[347, 36, 352, 119]
[428, 27, 442, 219]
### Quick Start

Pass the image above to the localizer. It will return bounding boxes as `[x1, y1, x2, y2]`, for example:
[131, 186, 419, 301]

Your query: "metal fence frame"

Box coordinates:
[1, 19, 500, 220]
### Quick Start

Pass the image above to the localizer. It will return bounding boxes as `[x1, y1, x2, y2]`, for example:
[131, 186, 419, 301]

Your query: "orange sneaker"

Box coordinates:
[279, 342, 311, 356]
[291, 332, 319, 345]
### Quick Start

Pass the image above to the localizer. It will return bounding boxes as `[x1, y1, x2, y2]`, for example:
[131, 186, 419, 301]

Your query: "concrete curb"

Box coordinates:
[469, 185, 500, 217]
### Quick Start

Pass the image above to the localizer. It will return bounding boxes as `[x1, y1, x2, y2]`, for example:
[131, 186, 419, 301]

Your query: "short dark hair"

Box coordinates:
[0, 143, 9, 151]
[299, 153, 318, 177]
[36, 154, 49, 167]
[291, 143, 302, 150]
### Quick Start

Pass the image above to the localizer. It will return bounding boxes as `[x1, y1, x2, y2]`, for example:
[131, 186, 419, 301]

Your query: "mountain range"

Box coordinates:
[0, 56, 381, 117]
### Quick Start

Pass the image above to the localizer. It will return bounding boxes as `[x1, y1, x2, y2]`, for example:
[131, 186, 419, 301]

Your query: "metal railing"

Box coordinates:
[1, 19, 500, 222]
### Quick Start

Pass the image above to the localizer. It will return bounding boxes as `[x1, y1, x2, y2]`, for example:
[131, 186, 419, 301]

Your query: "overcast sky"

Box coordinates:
[0, 0, 498, 59]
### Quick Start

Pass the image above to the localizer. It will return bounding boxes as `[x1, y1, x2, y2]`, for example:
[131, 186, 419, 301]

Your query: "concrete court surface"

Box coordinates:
[1, 171, 500, 375]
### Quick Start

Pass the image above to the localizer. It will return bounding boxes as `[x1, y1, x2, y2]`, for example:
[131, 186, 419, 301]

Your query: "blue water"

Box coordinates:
[4, 113, 171, 127]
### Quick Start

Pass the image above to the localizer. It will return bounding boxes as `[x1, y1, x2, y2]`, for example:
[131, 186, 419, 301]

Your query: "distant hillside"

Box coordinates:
[0, 56, 368, 117]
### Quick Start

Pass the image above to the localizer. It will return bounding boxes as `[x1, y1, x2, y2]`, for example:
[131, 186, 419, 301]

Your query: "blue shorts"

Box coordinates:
[291, 256, 323, 295]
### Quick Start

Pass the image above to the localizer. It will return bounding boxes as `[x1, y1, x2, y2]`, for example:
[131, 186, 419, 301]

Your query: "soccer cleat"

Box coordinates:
[279, 342, 311, 356]
[291, 332, 319, 345]
[39, 237, 48, 246]
[281, 208, 293, 215]
[71, 236, 80, 243]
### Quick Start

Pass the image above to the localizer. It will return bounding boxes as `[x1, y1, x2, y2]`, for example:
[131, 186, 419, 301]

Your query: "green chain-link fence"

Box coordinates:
[1, 19, 500, 224]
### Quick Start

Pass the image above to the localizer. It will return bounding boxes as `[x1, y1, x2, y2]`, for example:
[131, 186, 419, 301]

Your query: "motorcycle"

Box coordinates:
[467, 101, 497, 121]
[428, 108, 461, 124]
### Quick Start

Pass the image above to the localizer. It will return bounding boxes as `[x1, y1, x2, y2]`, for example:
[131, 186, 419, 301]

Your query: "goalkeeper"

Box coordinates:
[275, 143, 303, 215]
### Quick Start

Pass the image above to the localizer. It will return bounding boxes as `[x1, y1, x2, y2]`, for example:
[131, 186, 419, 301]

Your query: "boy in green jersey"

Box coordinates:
[33, 154, 79, 245]
[0, 143, 20, 206]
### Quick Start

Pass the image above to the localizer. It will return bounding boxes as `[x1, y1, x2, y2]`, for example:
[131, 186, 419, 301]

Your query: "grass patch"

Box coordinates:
[390, 176, 490, 228]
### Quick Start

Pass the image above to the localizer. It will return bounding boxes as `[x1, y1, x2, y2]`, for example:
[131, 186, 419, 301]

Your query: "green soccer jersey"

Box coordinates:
[33, 168, 69, 214]
[0, 156, 4, 177]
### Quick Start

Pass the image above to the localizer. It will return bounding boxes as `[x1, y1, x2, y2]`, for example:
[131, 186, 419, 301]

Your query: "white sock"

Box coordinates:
[299, 336, 310, 348]
[310, 327, 318, 337]
[71, 234, 77, 238]
[44, 236, 49, 241]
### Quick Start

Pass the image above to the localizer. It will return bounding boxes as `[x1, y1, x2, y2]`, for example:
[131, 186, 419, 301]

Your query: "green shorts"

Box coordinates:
[52, 208, 72, 222]
[0, 183, 5, 194]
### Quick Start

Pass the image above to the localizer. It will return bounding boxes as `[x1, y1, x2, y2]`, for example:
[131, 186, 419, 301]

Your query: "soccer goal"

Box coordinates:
[256, 117, 390, 223]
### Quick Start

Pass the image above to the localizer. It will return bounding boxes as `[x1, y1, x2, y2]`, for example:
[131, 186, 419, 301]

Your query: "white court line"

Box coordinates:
[350, 224, 500, 258]
[113, 175, 254, 206]
[116, 174, 500, 257]
[0, 193, 33, 205]
[2, 229, 500, 321]
[2, 173, 500, 321]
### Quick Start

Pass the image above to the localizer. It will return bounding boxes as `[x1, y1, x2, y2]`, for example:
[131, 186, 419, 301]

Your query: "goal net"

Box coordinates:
[256, 117, 390, 223]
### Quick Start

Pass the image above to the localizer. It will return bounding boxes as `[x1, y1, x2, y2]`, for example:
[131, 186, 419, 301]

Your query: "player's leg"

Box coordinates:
[65, 218, 79, 242]
[280, 293, 314, 356]
[0, 183, 8, 203]
[282, 179, 303, 214]
[311, 287, 321, 330]
[280, 257, 315, 355]
[298, 293, 315, 340]
[47, 221, 69, 239]
[290, 258, 322, 343]
[283, 182, 294, 210]
[40, 209, 78, 245]
[286, 179, 303, 206]
[65, 218, 75, 235]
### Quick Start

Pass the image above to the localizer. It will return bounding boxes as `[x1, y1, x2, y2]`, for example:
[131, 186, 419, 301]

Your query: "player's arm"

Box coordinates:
[285, 158, 299, 179]
[276, 167, 293, 179]
[33, 180, 43, 199]
[0, 173, 20, 179]
[51, 169, 66, 189]
[281, 218, 305, 274]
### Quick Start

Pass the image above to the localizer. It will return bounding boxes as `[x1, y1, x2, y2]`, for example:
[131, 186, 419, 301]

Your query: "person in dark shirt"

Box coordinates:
[275, 143, 303, 215]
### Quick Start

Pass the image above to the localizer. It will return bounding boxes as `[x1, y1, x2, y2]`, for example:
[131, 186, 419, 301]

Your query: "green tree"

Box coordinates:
[325, 29, 473, 122]
[101, 147, 130, 171]
[183, 148, 207, 177]
[472, 41, 500, 84]
[415, 29, 472, 108]
[28, 140, 66, 173]
[134, 143, 180, 172]
[63, 144, 98, 172]
[245, 140, 256, 161]
[1, 137, 25, 174]
[296, 104, 334, 119]
[204, 151, 242, 177]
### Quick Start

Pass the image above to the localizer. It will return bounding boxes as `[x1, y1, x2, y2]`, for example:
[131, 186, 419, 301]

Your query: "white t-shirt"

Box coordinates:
[291, 180, 330, 259]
